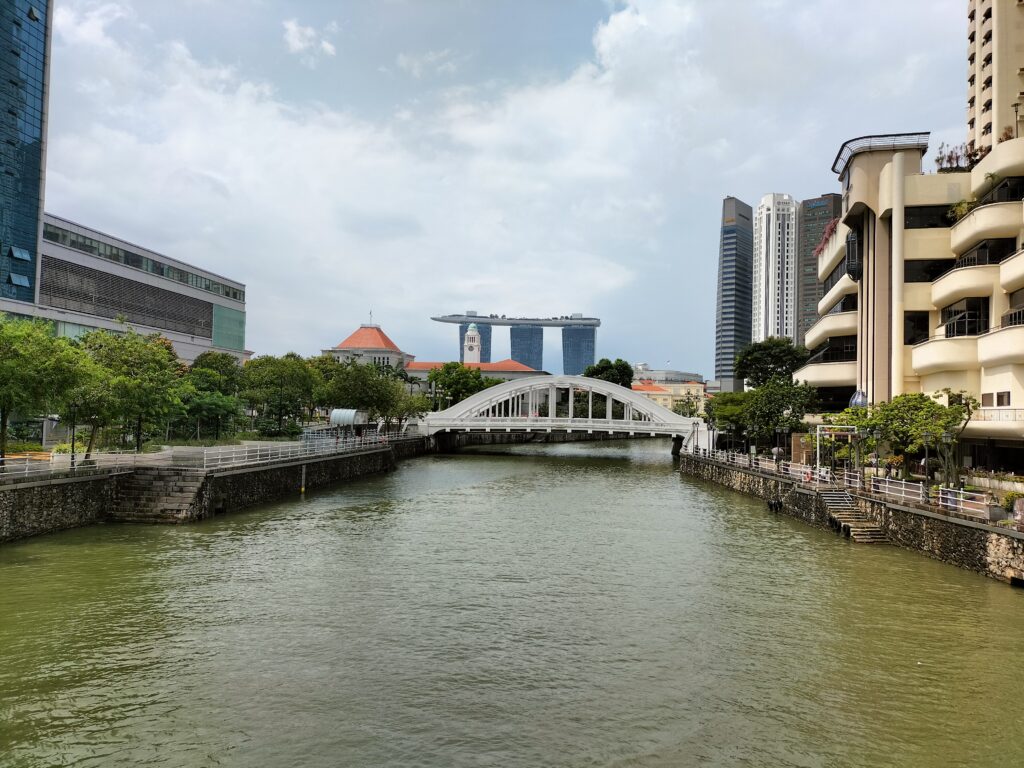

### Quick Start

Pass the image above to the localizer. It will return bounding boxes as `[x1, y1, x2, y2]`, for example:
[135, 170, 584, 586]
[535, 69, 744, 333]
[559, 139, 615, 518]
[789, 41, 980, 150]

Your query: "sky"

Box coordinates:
[45, 0, 967, 375]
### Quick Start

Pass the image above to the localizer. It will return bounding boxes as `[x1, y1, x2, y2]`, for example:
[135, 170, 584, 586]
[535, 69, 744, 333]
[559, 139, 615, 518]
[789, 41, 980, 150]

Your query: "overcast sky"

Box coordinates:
[45, 0, 966, 374]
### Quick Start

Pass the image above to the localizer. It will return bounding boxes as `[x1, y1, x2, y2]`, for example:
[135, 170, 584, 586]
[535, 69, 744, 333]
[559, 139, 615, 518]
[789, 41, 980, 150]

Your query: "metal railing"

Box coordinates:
[937, 487, 993, 518]
[972, 408, 1024, 422]
[0, 451, 160, 484]
[869, 476, 927, 505]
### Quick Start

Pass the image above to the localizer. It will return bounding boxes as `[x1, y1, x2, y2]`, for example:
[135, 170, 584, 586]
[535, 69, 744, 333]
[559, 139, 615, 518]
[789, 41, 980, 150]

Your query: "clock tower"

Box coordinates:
[463, 323, 481, 364]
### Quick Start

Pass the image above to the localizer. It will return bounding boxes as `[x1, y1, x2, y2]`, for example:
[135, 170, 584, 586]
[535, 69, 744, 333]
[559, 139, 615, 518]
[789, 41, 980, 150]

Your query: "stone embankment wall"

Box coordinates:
[678, 454, 1024, 584]
[0, 472, 118, 544]
[1, 438, 431, 543]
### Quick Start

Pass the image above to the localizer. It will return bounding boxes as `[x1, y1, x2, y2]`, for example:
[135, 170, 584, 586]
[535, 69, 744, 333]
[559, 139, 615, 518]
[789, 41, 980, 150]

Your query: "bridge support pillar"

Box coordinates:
[671, 436, 683, 457]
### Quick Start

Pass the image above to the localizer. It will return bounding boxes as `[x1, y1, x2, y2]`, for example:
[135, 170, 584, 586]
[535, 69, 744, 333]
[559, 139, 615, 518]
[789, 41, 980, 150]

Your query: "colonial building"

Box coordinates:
[323, 324, 415, 369]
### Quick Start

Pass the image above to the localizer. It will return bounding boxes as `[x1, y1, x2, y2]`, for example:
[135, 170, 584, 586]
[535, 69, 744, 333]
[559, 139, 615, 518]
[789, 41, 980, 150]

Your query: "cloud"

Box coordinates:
[282, 18, 336, 67]
[396, 49, 460, 79]
[47, 0, 966, 371]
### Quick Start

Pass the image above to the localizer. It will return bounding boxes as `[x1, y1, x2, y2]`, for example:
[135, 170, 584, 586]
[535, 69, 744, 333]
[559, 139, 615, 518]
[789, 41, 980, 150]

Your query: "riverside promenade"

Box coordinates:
[680, 447, 1024, 585]
[0, 435, 429, 544]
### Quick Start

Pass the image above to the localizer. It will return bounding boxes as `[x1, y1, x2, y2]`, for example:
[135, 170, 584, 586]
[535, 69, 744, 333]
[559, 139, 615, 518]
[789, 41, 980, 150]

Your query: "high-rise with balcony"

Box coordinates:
[795, 194, 842, 347]
[966, 0, 1024, 155]
[713, 197, 753, 393]
[752, 193, 798, 343]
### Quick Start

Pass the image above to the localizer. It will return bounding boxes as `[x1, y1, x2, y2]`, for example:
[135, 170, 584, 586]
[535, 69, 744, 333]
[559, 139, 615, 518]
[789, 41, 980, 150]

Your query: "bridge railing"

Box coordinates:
[426, 415, 692, 434]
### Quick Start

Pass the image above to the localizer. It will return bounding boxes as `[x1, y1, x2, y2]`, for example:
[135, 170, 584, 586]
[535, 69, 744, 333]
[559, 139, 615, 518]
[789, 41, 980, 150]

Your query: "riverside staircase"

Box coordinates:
[114, 468, 207, 523]
[820, 488, 886, 544]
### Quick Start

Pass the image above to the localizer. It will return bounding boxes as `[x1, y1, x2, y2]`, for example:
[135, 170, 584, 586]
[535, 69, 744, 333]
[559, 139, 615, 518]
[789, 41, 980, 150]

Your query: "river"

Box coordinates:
[1, 440, 1023, 767]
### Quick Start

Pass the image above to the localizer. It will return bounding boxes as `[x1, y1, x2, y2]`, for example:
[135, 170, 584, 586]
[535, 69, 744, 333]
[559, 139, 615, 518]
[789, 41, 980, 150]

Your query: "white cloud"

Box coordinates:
[282, 18, 336, 67]
[47, 0, 966, 370]
[396, 49, 460, 79]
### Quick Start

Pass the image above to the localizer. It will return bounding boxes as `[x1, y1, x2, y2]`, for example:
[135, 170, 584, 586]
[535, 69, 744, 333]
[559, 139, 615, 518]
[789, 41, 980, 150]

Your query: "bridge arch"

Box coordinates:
[421, 375, 701, 439]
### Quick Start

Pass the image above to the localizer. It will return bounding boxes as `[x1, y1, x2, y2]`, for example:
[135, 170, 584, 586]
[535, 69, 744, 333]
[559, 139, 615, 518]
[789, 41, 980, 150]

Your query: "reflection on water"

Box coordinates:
[1, 440, 1023, 767]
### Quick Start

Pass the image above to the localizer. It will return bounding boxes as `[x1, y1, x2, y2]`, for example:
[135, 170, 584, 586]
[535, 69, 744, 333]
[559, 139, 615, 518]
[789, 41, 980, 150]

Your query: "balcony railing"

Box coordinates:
[972, 408, 1024, 423]
[1001, 307, 1024, 327]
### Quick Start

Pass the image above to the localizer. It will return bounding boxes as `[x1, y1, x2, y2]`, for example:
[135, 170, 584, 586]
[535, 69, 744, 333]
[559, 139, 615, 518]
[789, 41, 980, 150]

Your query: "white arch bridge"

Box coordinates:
[421, 375, 704, 451]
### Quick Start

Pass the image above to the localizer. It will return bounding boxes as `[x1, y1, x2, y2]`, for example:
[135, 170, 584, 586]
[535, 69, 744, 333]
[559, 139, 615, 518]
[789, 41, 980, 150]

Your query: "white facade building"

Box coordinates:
[751, 193, 798, 342]
[463, 323, 482, 364]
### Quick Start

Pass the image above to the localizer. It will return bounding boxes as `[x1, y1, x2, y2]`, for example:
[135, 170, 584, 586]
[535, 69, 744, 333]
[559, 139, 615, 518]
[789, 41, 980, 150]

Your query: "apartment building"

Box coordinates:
[966, 0, 1024, 155]
[793, 131, 1024, 468]
[751, 193, 798, 343]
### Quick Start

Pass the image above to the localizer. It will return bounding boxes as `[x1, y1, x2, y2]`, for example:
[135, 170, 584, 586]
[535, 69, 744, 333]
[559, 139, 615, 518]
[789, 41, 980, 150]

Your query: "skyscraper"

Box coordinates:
[561, 325, 596, 376]
[752, 193, 798, 343]
[966, 0, 1024, 156]
[795, 194, 842, 347]
[509, 325, 543, 371]
[0, 0, 50, 306]
[714, 197, 753, 392]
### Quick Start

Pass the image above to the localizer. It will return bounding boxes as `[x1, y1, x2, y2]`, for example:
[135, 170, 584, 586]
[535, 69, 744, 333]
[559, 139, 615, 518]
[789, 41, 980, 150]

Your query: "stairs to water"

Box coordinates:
[820, 489, 887, 544]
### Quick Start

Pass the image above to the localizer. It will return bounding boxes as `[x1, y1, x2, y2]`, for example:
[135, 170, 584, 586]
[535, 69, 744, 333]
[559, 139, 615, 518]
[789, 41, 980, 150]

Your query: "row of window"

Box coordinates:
[43, 223, 245, 302]
[981, 392, 1011, 408]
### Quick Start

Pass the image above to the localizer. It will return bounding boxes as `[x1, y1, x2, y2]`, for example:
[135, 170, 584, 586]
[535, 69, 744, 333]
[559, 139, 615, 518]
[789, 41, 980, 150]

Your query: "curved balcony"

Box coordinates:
[1000, 249, 1024, 293]
[818, 274, 857, 316]
[949, 202, 1022, 255]
[817, 222, 849, 280]
[911, 336, 979, 376]
[804, 311, 857, 350]
[978, 324, 1024, 367]
[930, 264, 999, 308]
[970, 137, 1024, 196]
[963, 409, 1024, 439]
[792, 361, 857, 388]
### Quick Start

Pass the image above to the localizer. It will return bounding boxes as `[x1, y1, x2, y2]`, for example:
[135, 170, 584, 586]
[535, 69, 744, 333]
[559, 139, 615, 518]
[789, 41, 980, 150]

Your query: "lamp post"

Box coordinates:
[1014, 102, 1021, 139]
[69, 403, 77, 472]
[942, 430, 953, 486]
[922, 430, 932, 484]
[872, 428, 882, 484]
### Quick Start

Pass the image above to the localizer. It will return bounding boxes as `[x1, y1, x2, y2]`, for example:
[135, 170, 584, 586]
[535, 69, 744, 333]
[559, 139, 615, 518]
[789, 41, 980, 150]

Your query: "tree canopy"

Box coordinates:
[427, 362, 502, 406]
[583, 358, 634, 389]
[735, 337, 809, 388]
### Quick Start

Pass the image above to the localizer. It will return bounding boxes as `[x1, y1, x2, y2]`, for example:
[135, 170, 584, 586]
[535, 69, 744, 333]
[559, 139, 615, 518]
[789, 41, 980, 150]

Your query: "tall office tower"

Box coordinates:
[966, 0, 1024, 156]
[714, 197, 753, 392]
[795, 194, 842, 347]
[510, 324, 543, 371]
[751, 193, 798, 343]
[458, 321, 492, 363]
[561, 325, 596, 375]
[0, 1, 51, 305]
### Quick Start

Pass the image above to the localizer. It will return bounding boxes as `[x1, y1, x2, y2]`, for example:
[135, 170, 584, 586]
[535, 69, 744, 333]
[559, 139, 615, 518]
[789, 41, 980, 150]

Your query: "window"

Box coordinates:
[905, 259, 953, 282]
[905, 206, 951, 229]
[7, 273, 31, 287]
[904, 311, 930, 345]
[982, 393, 994, 407]
[941, 297, 990, 337]
[997, 392, 1011, 407]
[7, 245, 32, 261]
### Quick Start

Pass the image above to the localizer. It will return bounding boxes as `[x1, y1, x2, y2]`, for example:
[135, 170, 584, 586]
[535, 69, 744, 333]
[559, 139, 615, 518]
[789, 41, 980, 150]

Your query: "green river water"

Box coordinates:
[1, 441, 1023, 767]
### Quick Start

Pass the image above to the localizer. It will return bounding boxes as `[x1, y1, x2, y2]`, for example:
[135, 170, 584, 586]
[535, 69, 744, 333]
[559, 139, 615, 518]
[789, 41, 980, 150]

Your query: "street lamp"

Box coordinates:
[69, 403, 78, 471]
[1014, 102, 1021, 139]
[922, 430, 932, 483]
[942, 430, 953, 486]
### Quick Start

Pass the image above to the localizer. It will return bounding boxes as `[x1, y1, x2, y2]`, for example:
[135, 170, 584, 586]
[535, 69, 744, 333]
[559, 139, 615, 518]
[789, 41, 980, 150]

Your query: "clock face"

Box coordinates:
[468, 345, 475, 351]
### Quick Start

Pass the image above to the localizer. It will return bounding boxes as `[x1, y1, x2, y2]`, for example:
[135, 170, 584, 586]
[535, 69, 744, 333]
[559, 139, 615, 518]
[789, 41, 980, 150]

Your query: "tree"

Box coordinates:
[703, 391, 750, 447]
[735, 337, 809, 388]
[59, 356, 117, 459]
[583, 358, 634, 388]
[0, 317, 87, 462]
[672, 395, 701, 418]
[742, 378, 815, 445]
[81, 329, 191, 451]
[392, 392, 431, 430]
[190, 351, 241, 395]
[240, 353, 319, 435]
[825, 390, 978, 480]
[426, 362, 501, 406]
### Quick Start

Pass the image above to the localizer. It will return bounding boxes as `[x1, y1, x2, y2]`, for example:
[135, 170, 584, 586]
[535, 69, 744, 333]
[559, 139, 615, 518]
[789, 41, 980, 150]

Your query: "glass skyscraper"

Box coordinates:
[510, 325, 543, 371]
[561, 325, 596, 376]
[714, 197, 753, 392]
[0, 1, 49, 305]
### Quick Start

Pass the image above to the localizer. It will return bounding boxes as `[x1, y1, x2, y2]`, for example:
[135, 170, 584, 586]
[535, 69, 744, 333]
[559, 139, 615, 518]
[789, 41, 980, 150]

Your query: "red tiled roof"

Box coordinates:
[336, 325, 402, 352]
[632, 381, 669, 393]
[406, 359, 537, 373]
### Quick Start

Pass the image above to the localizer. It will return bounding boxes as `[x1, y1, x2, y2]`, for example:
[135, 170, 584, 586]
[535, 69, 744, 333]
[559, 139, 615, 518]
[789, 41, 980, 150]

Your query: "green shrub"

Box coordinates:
[1002, 491, 1024, 512]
